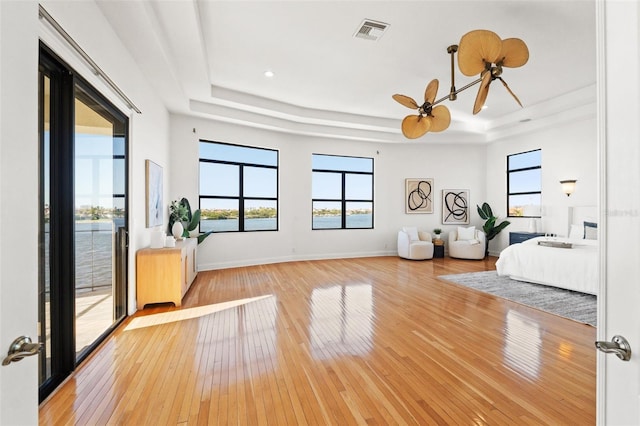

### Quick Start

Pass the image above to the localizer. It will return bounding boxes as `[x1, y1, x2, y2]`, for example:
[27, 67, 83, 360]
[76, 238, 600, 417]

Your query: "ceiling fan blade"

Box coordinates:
[497, 77, 523, 108]
[401, 115, 431, 139]
[458, 29, 502, 77]
[499, 38, 529, 68]
[473, 71, 492, 114]
[424, 79, 439, 104]
[429, 105, 451, 132]
[393, 94, 419, 110]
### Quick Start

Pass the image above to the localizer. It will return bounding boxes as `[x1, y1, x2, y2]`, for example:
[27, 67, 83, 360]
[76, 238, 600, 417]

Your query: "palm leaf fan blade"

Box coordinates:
[429, 105, 451, 132]
[457, 29, 502, 77]
[401, 115, 431, 139]
[473, 71, 492, 114]
[424, 79, 439, 104]
[498, 78, 523, 107]
[392, 94, 419, 109]
[499, 38, 529, 68]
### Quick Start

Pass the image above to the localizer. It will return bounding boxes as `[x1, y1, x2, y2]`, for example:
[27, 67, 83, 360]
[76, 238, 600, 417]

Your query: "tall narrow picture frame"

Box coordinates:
[405, 178, 434, 214]
[145, 160, 163, 228]
[442, 189, 469, 224]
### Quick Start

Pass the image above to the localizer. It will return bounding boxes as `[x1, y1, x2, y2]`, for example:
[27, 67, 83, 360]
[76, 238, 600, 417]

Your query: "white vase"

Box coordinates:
[171, 221, 184, 239]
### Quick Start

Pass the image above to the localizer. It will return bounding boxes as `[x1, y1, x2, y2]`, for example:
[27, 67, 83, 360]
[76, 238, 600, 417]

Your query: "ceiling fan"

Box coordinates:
[393, 29, 529, 139]
[391, 79, 451, 139]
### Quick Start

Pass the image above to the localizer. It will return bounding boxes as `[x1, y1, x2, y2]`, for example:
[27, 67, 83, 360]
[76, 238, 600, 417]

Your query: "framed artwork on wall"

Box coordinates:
[442, 189, 469, 224]
[405, 178, 434, 214]
[145, 159, 163, 228]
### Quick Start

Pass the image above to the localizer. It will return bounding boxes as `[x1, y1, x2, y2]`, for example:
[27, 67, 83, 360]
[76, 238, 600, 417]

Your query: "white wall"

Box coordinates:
[170, 114, 486, 269]
[0, 2, 171, 418]
[0, 2, 39, 423]
[485, 114, 597, 255]
[39, 0, 171, 314]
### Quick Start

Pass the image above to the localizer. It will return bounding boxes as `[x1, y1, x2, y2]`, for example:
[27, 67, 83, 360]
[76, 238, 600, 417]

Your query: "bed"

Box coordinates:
[496, 208, 599, 295]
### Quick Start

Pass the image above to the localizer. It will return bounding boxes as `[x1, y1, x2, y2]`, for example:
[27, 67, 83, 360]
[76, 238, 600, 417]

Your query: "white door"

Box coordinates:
[598, 1, 640, 424]
[0, 1, 39, 425]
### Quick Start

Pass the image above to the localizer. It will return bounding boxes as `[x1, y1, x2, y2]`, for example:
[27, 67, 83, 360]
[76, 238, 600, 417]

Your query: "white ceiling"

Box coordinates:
[96, 0, 596, 144]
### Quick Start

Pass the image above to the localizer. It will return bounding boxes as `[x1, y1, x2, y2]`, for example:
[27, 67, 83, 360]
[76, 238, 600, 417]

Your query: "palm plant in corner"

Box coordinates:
[169, 198, 213, 244]
[477, 202, 510, 256]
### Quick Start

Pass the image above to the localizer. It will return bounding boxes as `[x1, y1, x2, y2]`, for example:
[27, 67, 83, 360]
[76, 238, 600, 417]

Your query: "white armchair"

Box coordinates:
[397, 227, 434, 260]
[448, 226, 486, 260]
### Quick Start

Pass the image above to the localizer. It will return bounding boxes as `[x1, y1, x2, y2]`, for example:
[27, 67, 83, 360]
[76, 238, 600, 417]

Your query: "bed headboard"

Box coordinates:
[569, 206, 598, 238]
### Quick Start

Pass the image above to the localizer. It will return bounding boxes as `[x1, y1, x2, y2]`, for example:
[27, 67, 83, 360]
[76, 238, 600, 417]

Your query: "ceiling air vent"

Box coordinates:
[353, 19, 389, 41]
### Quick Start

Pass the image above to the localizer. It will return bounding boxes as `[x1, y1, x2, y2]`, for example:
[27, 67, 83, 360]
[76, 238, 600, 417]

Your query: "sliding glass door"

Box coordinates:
[73, 85, 127, 357]
[38, 44, 128, 401]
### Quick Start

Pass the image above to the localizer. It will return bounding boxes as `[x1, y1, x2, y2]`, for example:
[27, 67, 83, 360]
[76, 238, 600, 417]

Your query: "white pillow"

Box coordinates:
[584, 223, 598, 240]
[569, 224, 583, 239]
[457, 226, 476, 241]
[402, 226, 419, 241]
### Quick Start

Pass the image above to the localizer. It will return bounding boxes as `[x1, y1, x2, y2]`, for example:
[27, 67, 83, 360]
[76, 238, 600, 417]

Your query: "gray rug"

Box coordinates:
[439, 271, 596, 326]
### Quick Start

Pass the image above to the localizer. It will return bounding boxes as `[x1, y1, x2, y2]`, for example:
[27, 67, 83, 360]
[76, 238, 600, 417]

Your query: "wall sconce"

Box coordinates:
[560, 179, 577, 197]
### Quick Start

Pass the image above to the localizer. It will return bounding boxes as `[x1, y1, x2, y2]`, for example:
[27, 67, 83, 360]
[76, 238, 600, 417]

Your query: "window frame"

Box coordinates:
[199, 140, 279, 233]
[507, 148, 542, 218]
[311, 153, 374, 230]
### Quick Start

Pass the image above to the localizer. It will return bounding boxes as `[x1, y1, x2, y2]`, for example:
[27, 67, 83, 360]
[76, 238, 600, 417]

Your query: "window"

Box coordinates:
[507, 149, 541, 217]
[199, 141, 278, 232]
[312, 154, 373, 229]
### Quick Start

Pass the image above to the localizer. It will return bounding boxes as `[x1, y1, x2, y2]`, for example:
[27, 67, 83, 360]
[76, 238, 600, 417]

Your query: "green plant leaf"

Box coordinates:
[180, 197, 193, 222]
[477, 202, 510, 242]
[477, 202, 493, 220]
[187, 209, 201, 231]
[197, 231, 214, 244]
[477, 204, 487, 220]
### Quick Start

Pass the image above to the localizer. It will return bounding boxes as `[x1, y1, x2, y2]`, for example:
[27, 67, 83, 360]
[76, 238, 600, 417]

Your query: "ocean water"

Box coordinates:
[201, 214, 372, 232]
[44, 220, 123, 292]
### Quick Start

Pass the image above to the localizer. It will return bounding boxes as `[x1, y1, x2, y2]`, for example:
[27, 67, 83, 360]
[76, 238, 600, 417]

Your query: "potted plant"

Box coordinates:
[168, 198, 213, 244]
[433, 228, 442, 239]
[477, 202, 510, 255]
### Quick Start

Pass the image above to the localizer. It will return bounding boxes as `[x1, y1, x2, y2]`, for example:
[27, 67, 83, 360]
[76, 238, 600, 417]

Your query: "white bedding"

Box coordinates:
[496, 236, 598, 295]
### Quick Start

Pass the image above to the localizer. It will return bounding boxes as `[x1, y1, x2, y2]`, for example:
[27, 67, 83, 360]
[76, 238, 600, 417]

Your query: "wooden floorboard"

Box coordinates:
[39, 256, 596, 425]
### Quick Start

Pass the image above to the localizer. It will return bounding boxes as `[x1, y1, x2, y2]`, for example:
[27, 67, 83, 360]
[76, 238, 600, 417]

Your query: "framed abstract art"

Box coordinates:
[442, 189, 469, 224]
[145, 159, 163, 228]
[405, 178, 433, 214]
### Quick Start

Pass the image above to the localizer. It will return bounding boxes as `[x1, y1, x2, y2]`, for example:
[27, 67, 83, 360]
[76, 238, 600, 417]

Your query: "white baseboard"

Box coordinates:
[198, 249, 397, 271]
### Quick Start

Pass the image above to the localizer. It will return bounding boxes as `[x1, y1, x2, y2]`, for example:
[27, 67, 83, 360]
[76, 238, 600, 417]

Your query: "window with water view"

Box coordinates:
[199, 141, 278, 232]
[312, 154, 373, 229]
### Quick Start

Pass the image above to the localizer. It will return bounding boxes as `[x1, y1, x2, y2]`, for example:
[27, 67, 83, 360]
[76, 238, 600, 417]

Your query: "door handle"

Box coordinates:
[2, 336, 42, 366]
[595, 335, 631, 361]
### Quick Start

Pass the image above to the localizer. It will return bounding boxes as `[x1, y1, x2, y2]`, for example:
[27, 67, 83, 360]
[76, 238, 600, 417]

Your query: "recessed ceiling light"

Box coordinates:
[482, 105, 488, 110]
[264, 70, 274, 78]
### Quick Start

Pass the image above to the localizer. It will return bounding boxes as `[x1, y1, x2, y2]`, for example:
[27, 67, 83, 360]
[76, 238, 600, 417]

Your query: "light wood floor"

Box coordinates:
[39, 256, 596, 425]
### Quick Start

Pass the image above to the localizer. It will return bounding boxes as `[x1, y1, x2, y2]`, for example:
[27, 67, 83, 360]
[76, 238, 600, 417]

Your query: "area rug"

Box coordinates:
[439, 271, 596, 326]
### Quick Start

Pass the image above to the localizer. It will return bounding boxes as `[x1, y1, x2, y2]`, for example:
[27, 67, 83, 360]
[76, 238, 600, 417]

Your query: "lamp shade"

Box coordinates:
[560, 180, 577, 196]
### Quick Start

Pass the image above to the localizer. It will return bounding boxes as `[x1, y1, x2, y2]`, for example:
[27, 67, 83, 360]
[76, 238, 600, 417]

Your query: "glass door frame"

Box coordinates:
[38, 43, 129, 402]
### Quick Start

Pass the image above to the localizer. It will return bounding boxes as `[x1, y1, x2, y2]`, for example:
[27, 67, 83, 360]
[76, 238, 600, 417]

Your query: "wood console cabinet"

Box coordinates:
[136, 238, 197, 309]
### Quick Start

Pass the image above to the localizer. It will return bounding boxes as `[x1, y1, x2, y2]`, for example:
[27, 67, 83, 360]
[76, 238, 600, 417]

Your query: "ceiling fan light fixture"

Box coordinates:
[392, 29, 529, 138]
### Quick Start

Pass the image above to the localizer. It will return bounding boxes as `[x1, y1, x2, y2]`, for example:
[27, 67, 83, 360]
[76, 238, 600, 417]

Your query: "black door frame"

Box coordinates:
[38, 43, 129, 402]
